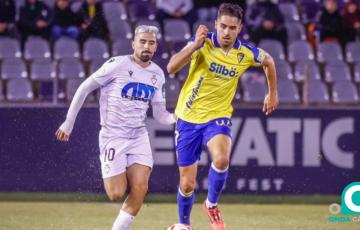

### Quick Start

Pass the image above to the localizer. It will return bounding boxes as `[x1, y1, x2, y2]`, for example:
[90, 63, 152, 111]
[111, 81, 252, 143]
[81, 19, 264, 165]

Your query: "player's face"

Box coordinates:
[215, 15, 242, 49]
[132, 32, 157, 63]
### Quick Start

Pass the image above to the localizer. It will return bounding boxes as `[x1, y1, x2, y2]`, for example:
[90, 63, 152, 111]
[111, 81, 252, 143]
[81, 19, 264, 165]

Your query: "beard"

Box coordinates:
[139, 51, 152, 62]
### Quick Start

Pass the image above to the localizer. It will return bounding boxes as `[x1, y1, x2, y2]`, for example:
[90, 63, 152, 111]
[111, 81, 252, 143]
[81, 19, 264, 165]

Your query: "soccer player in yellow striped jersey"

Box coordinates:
[167, 3, 278, 230]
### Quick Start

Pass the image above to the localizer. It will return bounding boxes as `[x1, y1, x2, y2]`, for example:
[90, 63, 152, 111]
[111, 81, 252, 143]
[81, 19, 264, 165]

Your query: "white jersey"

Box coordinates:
[91, 55, 166, 139]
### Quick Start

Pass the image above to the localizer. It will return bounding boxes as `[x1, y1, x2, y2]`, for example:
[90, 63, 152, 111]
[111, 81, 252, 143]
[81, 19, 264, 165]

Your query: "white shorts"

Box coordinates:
[99, 133, 153, 178]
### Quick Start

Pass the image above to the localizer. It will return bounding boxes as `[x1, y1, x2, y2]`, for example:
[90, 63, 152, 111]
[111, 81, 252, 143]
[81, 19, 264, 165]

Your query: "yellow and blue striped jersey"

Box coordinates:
[175, 32, 266, 124]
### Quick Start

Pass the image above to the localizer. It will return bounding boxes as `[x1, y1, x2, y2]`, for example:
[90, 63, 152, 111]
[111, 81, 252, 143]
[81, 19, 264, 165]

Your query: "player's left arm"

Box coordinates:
[261, 52, 279, 115]
[152, 102, 176, 125]
[151, 71, 176, 125]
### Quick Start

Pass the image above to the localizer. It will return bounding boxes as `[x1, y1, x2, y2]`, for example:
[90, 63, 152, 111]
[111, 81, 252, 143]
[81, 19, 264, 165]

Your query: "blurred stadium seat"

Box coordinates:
[88, 58, 105, 75]
[279, 3, 300, 22]
[241, 71, 267, 103]
[258, 39, 285, 61]
[332, 81, 359, 104]
[345, 42, 360, 64]
[1, 58, 27, 80]
[112, 39, 133, 57]
[294, 60, 321, 83]
[54, 37, 80, 60]
[58, 58, 85, 80]
[307, 80, 330, 104]
[0, 37, 21, 59]
[108, 20, 133, 40]
[30, 58, 56, 101]
[277, 79, 300, 104]
[6, 78, 34, 101]
[317, 42, 343, 64]
[276, 60, 293, 80]
[127, 0, 156, 22]
[164, 19, 191, 42]
[288, 40, 314, 63]
[24, 36, 51, 60]
[324, 61, 352, 83]
[83, 38, 110, 62]
[103, 1, 127, 22]
[354, 62, 360, 83]
[285, 22, 306, 43]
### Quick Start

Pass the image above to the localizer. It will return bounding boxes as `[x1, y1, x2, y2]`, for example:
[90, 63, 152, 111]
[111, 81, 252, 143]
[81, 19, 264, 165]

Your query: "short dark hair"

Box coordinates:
[217, 3, 243, 22]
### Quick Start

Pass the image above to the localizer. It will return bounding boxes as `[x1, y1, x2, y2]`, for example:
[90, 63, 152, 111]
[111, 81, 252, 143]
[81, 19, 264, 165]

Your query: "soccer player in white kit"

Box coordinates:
[55, 25, 176, 230]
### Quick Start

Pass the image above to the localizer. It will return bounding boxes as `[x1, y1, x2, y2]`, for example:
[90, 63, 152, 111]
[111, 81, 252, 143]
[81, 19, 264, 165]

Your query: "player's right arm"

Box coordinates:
[167, 25, 208, 74]
[56, 57, 120, 141]
[55, 77, 100, 141]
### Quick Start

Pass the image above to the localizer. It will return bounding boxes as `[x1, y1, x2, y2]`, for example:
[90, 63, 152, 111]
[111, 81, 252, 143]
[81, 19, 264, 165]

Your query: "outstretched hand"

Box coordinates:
[55, 128, 70, 142]
[263, 93, 279, 115]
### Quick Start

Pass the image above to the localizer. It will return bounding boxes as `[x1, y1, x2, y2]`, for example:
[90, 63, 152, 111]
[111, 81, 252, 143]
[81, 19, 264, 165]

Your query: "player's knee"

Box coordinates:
[213, 156, 230, 170]
[131, 183, 148, 195]
[106, 188, 125, 201]
[180, 180, 196, 194]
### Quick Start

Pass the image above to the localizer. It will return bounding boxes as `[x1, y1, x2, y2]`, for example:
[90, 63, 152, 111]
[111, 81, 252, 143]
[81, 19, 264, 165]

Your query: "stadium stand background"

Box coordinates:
[0, 0, 359, 106]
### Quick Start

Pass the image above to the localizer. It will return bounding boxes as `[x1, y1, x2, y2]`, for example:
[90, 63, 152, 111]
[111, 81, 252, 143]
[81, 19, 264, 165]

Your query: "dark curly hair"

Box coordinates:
[217, 3, 244, 22]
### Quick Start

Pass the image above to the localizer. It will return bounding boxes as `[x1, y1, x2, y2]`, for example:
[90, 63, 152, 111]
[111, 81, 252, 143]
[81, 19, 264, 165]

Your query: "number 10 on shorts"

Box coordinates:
[104, 148, 115, 162]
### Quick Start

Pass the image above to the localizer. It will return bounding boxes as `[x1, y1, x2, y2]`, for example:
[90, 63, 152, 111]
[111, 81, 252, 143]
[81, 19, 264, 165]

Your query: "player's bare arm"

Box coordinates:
[167, 25, 209, 74]
[262, 52, 279, 115]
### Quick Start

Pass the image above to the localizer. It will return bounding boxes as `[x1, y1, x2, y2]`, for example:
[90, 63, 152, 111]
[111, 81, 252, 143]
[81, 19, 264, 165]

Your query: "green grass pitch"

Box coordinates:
[0, 201, 358, 230]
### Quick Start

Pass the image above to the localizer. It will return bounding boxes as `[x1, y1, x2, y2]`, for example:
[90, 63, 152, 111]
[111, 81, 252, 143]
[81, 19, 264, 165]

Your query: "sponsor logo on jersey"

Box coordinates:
[186, 76, 204, 109]
[209, 62, 238, 78]
[122, 82, 155, 102]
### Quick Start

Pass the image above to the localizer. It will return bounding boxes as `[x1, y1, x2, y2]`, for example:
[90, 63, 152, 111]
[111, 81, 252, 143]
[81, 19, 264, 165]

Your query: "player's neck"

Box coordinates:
[216, 34, 234, 52]
[131, 55, 151, 68]
[220, 44, 233, 52]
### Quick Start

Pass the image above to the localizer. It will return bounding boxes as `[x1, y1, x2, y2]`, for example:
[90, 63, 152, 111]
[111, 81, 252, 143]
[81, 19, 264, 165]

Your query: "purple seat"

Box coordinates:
[317, 42, 343, 64]
[128, 1, 156, 22]
[54, 37, 80, 60]
[332, 81, 359, 104]
[164, 19, 191, 42]
[288, 40, 314, 63]
[83, 38, 110, 61]
[1, 58, 27, 80]
[6, 78, 34, 101]
[324, 62, 351, 83]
